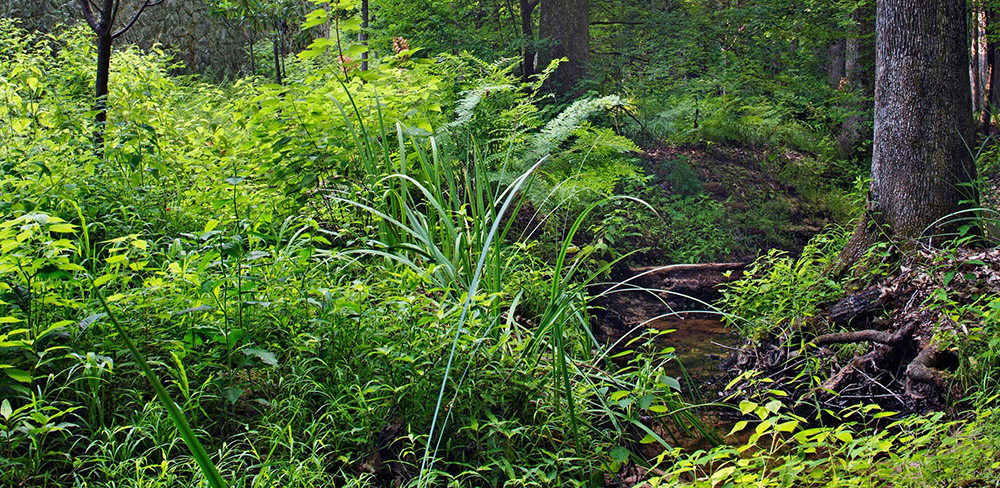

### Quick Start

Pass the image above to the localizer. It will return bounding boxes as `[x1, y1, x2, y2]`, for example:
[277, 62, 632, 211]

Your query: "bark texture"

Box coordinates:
[827, 39, 846, 88]
[520, 0, 540, 82]
[94, 32, 112, 150]
[839, 0, 977, 271]
[538, 0, 589, 93]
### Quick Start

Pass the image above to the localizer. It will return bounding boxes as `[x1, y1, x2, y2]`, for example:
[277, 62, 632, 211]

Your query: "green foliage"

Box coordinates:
[6, 6, 998, 486]
[720, 228, 849, 339]
[635, 93, 837, 157]
[371, 0, 522, 61]
[0, 20, 704, 487]
[651, 401, 1000, 487]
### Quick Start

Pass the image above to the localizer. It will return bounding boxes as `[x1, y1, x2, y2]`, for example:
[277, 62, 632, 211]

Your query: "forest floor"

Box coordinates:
[629, 141, 844, 264]
[591, 142, 840, 432]
[594, 140, 843, 357]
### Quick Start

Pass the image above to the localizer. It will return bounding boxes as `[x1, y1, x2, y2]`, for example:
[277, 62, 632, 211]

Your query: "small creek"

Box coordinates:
[593, 263, 750, 449]
[648, 316, 739, 384]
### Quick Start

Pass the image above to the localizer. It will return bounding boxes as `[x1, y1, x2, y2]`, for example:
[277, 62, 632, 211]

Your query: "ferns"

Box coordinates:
[525, 95, 626, 164]
[447, 84, 515, 128]
[440, 64, 640, 214]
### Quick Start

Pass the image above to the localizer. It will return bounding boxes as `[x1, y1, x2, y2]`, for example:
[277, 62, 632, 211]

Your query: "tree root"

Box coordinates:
[905, 346, 949, 389]
[811, 320, 917, 347]
[722, 246, 999, 417]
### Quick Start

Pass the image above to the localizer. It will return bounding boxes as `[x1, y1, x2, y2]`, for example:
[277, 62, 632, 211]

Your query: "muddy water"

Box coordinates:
[647, 316, 739, 386]
[646, 316, 744, 450]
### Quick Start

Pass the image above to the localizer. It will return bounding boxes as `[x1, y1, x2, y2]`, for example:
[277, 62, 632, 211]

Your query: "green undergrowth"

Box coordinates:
[5, 15, 1000, 488]
[651, 401, 1000, 487]
[633, 93, 837, 159]
[0, 20, 707, 487]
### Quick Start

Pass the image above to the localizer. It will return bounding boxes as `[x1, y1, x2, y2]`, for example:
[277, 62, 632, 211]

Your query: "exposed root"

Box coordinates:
[906, 346, 949, 389]
[811, 320, 917, 347]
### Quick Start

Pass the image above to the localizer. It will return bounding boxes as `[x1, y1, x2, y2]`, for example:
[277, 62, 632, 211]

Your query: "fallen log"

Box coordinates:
[827, 286, 884, 325]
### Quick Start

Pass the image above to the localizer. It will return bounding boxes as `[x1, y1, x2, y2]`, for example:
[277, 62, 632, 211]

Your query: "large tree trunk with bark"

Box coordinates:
[837, 0, 977, 270]
[826, 39, 845, 89]
[537, 0, 589, 93]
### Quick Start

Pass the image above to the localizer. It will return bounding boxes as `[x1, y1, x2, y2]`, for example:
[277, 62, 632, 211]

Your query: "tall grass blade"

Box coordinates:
[418, 156, 546, 487]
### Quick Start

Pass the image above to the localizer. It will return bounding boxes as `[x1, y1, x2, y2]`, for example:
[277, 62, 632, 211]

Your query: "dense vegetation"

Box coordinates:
[2, 0, 1000, 486]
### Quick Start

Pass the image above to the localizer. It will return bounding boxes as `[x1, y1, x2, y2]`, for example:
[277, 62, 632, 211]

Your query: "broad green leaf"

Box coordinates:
[5, 368, 31, 383]
[727, 420, 748, 437]
[340, 17, 362, 32]
[48, 223, 76, 233]
[242, 346, 278, 367]
[302, 8, 328, 29]
[609, 446, 629, 463]
[222, 387, 243, 405]
[659, 375, 681, 391]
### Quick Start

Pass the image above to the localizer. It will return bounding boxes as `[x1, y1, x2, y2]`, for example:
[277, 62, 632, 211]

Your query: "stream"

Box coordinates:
[649, 316, 739, 384]
[593, 262, 749, 448]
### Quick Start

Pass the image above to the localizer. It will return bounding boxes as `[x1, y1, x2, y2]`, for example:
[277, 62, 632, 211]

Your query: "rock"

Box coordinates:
[2, 0, 251, 77]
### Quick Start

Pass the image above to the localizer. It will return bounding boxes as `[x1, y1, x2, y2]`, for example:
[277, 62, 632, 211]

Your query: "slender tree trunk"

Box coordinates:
[79, 0, 163, 156]
[248, 25, 256, 75]
[519, 0, 539, 82]
[273, 35, 283, 84]
[360, 0, 369, 71]
[973, 2, 984, 118]
[94, 32, 112, 155]
[538, 0, 589, 93]
[837, 0, 977, 270]
[987, 6, 1000, 131]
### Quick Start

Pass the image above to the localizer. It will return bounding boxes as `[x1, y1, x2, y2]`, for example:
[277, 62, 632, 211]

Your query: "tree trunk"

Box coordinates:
[986, 6, 999, 131]
[94, 31, 112, 156]
[827, 39, 845, 89]
[248, 25, 256, 75]
[837, 0, 977, 270]
[973, 2, 984, 119]
[537, 0, 589, 93]
[837, 5, 874, 157]
[360, 0, 369, 71]
[273, 35, 283, 84]
[79, 0, 163, 156]
[519, 0, 538, 82]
